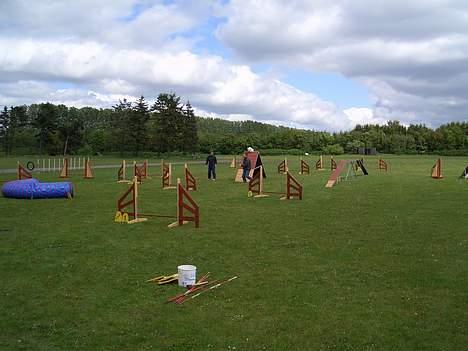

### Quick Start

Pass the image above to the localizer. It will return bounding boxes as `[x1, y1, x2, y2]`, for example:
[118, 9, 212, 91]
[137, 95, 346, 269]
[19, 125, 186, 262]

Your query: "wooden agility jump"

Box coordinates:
[115, 176, 199, 227]
[184, 163, 197, 191]
[315, 155, 325, 170]
[431, 158, 443, 179]
[168, 179, 200, 228]
[134, 160, 148, 183]
[115, 176, 147, 224]
[17, 162, 32, 180]
[248, 166, 303, 200]
[283, 171, 303, 200]
[378, 158, 388, 172]
[277, 158, 288, 174]
[299, 157, 310, 175]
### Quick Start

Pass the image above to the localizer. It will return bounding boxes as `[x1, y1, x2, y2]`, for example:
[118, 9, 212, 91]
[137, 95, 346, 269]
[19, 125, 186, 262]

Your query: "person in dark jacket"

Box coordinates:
[206, 151, 217, 180]
[241, 152, 252, 182]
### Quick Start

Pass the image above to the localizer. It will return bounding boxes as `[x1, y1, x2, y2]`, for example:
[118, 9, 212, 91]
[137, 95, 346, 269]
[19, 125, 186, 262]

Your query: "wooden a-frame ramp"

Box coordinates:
[325, 160, 347, 187]
[235, 151, 266, 182]
[325, 159, 368, 188]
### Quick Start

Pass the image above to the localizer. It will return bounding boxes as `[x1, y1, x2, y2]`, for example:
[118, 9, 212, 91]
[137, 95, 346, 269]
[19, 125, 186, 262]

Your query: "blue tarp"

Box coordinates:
[1, 178, 74, 199]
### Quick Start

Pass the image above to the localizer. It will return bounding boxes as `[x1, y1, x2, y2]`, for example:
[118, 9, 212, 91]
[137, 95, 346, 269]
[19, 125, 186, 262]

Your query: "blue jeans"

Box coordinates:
[208, 166, 216, 179]
[242, 168, 251, 182]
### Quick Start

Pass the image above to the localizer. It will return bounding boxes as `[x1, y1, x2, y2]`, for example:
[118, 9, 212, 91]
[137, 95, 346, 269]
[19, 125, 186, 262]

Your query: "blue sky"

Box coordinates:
[1, 0, 467, 130]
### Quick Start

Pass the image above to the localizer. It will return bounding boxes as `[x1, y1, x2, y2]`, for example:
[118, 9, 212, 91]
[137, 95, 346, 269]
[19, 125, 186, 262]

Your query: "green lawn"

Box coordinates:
[1, 155, 467, 350]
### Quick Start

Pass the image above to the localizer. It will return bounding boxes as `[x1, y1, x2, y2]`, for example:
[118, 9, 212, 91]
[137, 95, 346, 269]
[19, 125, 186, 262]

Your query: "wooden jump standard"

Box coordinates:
[84, 158, 94, 179]
[378, 158, 388, 172]
[277, 158, 288, 174]
[431, 158, 443, 179]
[248, 166, 303, 200]
[17, 162, 32, 180]
[59, 158, 69, 178]
[115, 176, 199, 227]
[162, 161, 176, 189]
[229, 157, 237, 168]
[134, 160, 148, 183]
[284, 171, 303, 200]
[184, 163, 197, 191]
[331, 157, 337, 171]
[315, 155, 325, 170]
[299, 157, 310, 175]
[117, 160, 132, 183]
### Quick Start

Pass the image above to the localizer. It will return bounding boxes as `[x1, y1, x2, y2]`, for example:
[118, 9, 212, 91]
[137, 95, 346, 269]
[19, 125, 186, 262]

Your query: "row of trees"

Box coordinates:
[1, 93, 468, 156]
[0, 93, 198, 156]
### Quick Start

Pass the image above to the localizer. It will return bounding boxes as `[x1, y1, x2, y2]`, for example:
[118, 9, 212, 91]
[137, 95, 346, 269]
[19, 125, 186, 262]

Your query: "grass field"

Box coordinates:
[1, 155, 467, 350]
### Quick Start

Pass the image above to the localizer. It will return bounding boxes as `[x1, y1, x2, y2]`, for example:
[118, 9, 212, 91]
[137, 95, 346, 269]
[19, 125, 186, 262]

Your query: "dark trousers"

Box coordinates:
[208, 166, 216, 179]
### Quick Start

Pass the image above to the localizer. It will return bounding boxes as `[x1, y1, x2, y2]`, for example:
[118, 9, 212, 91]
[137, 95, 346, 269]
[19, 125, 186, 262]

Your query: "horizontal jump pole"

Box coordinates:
[139, 213, 177, 218]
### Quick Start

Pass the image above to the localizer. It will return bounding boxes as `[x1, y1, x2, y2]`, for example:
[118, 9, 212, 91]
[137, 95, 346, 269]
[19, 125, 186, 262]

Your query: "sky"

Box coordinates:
[1, 0, 467, 131]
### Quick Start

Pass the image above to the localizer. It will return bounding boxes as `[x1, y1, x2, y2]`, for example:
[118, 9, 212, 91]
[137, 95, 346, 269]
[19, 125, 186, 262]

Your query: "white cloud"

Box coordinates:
[0, 37, 361, 130]
[217, 0, 468, 125]
[6, 0, 462, 131]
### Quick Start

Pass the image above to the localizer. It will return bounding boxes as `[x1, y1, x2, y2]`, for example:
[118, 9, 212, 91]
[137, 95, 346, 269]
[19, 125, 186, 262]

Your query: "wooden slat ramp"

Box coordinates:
[325, 160, 347, 188]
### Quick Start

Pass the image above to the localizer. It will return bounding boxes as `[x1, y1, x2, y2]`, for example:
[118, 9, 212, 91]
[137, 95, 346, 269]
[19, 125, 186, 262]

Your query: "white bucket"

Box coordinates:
[177, 265, 197, 287]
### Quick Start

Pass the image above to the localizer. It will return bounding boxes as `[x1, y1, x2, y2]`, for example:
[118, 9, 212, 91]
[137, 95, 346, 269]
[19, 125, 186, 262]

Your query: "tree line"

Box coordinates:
[1, 93, 467, 156]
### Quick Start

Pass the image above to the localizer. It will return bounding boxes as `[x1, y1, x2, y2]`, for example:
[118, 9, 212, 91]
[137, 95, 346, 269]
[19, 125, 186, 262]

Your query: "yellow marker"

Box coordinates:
[114, 211, 123, 222]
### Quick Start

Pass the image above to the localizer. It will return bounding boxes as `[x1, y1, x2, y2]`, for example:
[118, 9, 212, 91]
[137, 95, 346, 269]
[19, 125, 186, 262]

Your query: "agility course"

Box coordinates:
[1, 154, 467, 351]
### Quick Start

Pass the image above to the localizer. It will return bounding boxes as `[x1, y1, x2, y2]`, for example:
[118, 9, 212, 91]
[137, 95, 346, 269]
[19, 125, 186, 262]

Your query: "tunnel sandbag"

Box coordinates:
[1, 178, 74, 199]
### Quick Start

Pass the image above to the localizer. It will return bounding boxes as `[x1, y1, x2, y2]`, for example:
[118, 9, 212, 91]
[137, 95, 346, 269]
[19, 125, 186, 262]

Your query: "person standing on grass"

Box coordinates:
[241, 152, 252, 182]
[206, 151, 217, 180]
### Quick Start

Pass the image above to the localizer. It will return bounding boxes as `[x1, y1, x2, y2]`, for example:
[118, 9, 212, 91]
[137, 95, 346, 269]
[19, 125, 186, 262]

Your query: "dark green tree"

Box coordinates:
[33, 103, 59, 154]
[151, 93, 183, 153]
[182, 101, 198, 153]
[131, 95, 150, 156]
[111, 99, 132, 156]
[0, 106, 11, 155]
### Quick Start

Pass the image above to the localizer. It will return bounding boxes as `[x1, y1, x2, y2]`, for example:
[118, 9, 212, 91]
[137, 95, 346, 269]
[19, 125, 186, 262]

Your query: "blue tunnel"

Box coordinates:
[1, 178, 74, 199]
